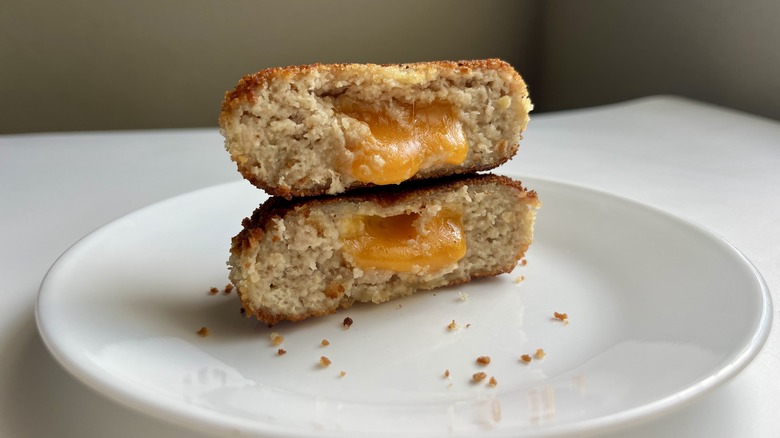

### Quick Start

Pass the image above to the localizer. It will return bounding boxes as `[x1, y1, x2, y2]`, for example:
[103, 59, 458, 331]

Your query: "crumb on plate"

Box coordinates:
[535, 348, 546, 359]
[270, 332, 284, 346]
[320, 356, 332, 367]
[476, 356, 491, 366]
[489, 376, 498, 387]
[321, 339, 330, 346]
[343, 317, 354, 329]
[196, 327, 209, 337]
[447, 319, 458, 330]
[520, 354, 532, 363]
[472, 372, 487, 382]
[277, 348, 286, 356]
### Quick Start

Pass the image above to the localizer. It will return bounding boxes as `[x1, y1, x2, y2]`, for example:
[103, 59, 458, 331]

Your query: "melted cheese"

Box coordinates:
[341, 209, 467, 273]
[339, 101, 468, 185]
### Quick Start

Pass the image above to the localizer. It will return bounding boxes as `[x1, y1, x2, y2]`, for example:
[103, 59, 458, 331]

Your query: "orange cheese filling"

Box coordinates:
[339, 101, 468, 185]
[342, 209, 467, 273]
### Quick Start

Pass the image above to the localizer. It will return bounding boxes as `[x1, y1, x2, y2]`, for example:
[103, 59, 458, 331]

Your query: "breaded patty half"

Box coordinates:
[220, 60, 532, 198]
[229, 173, 540, 325]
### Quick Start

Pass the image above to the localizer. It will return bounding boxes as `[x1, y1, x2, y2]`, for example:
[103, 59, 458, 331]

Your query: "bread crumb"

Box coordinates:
[343, 317, 353, 329]
[520, 354, 532, 363]
[476, 356, 491, 366]
[498, 94, 512, 110]
[339, 370, 346, 377]
[277, 348, 286, 356]
[553, 312, 569, 324]
[196, 327, 209, 337]
[520, 258, 528, 266]
[488, 376, 498, 387]
[515, 275, 525, 284]
[466, 323, 472, 328]
[239, 307, 246, 315]
[534, 348, 546, 359]
[472, 372, 487, 382]
[320, 356, 332, 367]
[447, 319, 458, 330]
[444, 369, 450, 378]
[224, 283, 234, 294]
[458, 291, 469, 301]
[208, 287, 219, 295]
[270, 332, 284, 346]
[321, 339, 330, 346]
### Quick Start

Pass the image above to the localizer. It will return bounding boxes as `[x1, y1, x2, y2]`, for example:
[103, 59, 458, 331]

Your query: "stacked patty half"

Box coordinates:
[220, 60, 540, 325]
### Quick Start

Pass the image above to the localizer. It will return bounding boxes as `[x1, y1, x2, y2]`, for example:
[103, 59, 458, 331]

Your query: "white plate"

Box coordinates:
[36, 176, 771, 437]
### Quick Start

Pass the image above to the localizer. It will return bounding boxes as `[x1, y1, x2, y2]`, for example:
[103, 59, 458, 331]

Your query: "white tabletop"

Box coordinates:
[1, 96, 777, 437]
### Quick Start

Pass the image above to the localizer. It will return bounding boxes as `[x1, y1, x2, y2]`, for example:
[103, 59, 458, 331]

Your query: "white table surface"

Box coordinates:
[1, 96, 777, 437]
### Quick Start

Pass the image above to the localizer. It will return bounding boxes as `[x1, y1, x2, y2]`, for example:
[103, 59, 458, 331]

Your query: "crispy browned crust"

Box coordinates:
[220, 59, 523, 117]
[239, 142, 521, 199]
[241, 297, 356, 326]
[232, 172, 537, 254]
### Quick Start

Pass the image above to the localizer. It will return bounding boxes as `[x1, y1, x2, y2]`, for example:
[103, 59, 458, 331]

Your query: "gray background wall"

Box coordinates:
[535, 0, 780, 120]
[1, 0, 778, 134]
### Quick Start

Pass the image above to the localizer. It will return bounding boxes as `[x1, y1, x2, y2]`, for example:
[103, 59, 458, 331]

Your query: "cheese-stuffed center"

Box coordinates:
[339, 101, 469, 185]
[341, 209, 467, 273]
